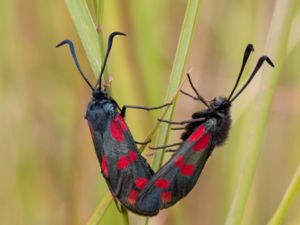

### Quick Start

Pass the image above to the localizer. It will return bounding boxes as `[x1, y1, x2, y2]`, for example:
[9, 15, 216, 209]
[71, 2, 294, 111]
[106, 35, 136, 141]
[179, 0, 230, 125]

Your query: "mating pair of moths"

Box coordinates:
[56, 32, 274, 216]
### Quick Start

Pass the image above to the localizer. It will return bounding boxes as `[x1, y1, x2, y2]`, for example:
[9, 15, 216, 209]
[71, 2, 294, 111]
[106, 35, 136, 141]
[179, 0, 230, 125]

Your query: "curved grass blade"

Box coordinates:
[224, 0, 299, 224]
[267, 165, 300, 225]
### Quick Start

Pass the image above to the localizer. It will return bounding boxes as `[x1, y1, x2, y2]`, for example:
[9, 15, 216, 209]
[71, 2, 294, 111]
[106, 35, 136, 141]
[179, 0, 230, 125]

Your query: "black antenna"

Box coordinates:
[186, 73, 210, 108]
[229, 56, 274, 103]
[96, 32, 126, 90]
[56, 40, 94, 91]
[227, 44, 254, 102]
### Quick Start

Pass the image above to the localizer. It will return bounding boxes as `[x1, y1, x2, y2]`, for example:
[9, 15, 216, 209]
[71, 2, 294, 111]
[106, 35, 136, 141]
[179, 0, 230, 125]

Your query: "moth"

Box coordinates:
[133, 44, 274, 215]
[56, 32, 170, 214]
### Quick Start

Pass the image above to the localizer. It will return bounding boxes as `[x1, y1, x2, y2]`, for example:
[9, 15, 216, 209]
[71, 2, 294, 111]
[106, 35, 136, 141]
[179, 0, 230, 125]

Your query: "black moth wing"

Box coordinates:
[86, 97, 154, 212]
[135, 119, 217, 215]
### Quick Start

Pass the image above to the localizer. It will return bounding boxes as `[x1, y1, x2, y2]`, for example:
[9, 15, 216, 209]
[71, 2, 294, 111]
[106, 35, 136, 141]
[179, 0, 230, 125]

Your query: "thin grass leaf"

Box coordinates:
[121, 209, 129, 225]
[86, 193, 112, 225]
[65, 0, 102, 78]
[66, 0, 110, 87]
[143, 0, 202, 224]
[224, 0, 300, 224]
[93, 0, 104, 26]
[151, 0, 202, 171]
[267, 165, 300, 225]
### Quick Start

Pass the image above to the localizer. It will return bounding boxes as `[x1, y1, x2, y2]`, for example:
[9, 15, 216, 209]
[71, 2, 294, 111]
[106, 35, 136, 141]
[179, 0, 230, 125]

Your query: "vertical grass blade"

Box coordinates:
[93, 0, 104, 26]
[143, 1, 202, 224]
[267, 165, 300, 225]
[86, 193, 112, 225]
[224, 0, 299, 224]
[65, 0, 102, 78]
[151, 0, 202, 171]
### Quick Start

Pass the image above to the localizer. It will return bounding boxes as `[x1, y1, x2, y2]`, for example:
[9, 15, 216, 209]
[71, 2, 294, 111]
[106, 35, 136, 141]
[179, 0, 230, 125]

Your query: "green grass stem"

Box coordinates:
[65, 0, 103, 79]
[86, 193, 112, 225]
[224, 0, 299, 224]
[143, 0, 202, 224]
[151, 0, 202, 171]
[267, 165, 300, 225]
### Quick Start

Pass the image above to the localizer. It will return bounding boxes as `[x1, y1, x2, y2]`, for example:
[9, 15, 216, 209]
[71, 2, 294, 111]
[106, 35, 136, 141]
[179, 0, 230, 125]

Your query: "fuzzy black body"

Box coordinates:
[86, 90, 154, 213]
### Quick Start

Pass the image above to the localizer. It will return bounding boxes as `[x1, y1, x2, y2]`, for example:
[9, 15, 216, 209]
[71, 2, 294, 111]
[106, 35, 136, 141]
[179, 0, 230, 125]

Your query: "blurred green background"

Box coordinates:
[1, 0, 300, 225]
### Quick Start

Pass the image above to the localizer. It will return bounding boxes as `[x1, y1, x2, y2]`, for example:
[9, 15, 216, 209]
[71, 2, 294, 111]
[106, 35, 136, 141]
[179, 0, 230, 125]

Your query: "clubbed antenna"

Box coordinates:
[229, 56, 275, 103]
[56, 40, 94, 90]
[227, 44, 254, 102]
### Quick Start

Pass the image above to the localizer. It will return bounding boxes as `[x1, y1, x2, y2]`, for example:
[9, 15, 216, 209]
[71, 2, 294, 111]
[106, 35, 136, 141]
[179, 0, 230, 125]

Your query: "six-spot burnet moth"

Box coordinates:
[56, 32, 171, 214]
[134, 44, 274, 214]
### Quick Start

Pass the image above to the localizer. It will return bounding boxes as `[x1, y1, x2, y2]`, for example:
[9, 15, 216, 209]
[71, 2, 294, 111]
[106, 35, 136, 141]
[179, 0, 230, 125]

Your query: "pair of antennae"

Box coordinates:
[186, 44, 274, 107]
[227, 44, 274, 103]
[56, 31, 126, 91]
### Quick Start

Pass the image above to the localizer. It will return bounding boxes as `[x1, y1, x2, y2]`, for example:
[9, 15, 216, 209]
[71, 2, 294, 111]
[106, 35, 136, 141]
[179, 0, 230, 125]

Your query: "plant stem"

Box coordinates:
[93, 0, 110, 86]
[93, 0, 104, 26]
[65, 0, 102, 79]
[151, 0, 202, 171]
[86, 193, 111, 225]
[143, 1, 202, 224]
[121, 209, 129, 225]
[224, 0, 299, 224]
[267, 165, 300, 225]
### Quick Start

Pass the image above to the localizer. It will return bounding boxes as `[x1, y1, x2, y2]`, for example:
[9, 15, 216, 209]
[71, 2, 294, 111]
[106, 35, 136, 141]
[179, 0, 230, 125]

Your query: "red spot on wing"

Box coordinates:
[127, 190, 139, 205]
[117, 155, 130, 170]
[193, 132, 211, 151]
[174, 155, 185, 167]
[87, 121, 94, 139]
[135, 178, 148, 189]
[129, 151, 137, 162]
[188, 125, 206, 143]
[110, 119, 124, 142]
[101, 156, 108, 177]
[154, 179, 170, 189]
[180, 164, 195, 176]
[161, 191, 172, 203]
[117, 114, 128, 131]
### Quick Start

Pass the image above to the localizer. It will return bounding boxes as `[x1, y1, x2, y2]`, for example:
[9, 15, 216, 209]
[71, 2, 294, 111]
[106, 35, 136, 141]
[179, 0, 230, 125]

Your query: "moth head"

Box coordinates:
[210, 97, 230, 110]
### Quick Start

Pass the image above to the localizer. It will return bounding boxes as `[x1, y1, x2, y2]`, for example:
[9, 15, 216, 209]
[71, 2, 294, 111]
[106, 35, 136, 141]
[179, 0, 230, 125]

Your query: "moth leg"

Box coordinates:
[149, 142, 182, 150]
[121, 102, 172, 117]
[158, 118, 205, 125]
[166, 149, 177, 153]
[112, 195, 123, 213]
[171, 126, 185, 130]
[180, 89, 199, 100]
[135, 139, 151, 145]
[146, 148, 177, 157]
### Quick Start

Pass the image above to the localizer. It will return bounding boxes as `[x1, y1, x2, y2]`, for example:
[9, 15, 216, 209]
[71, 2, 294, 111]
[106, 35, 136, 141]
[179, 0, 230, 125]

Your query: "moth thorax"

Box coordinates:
[212, 110, 232, 146]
